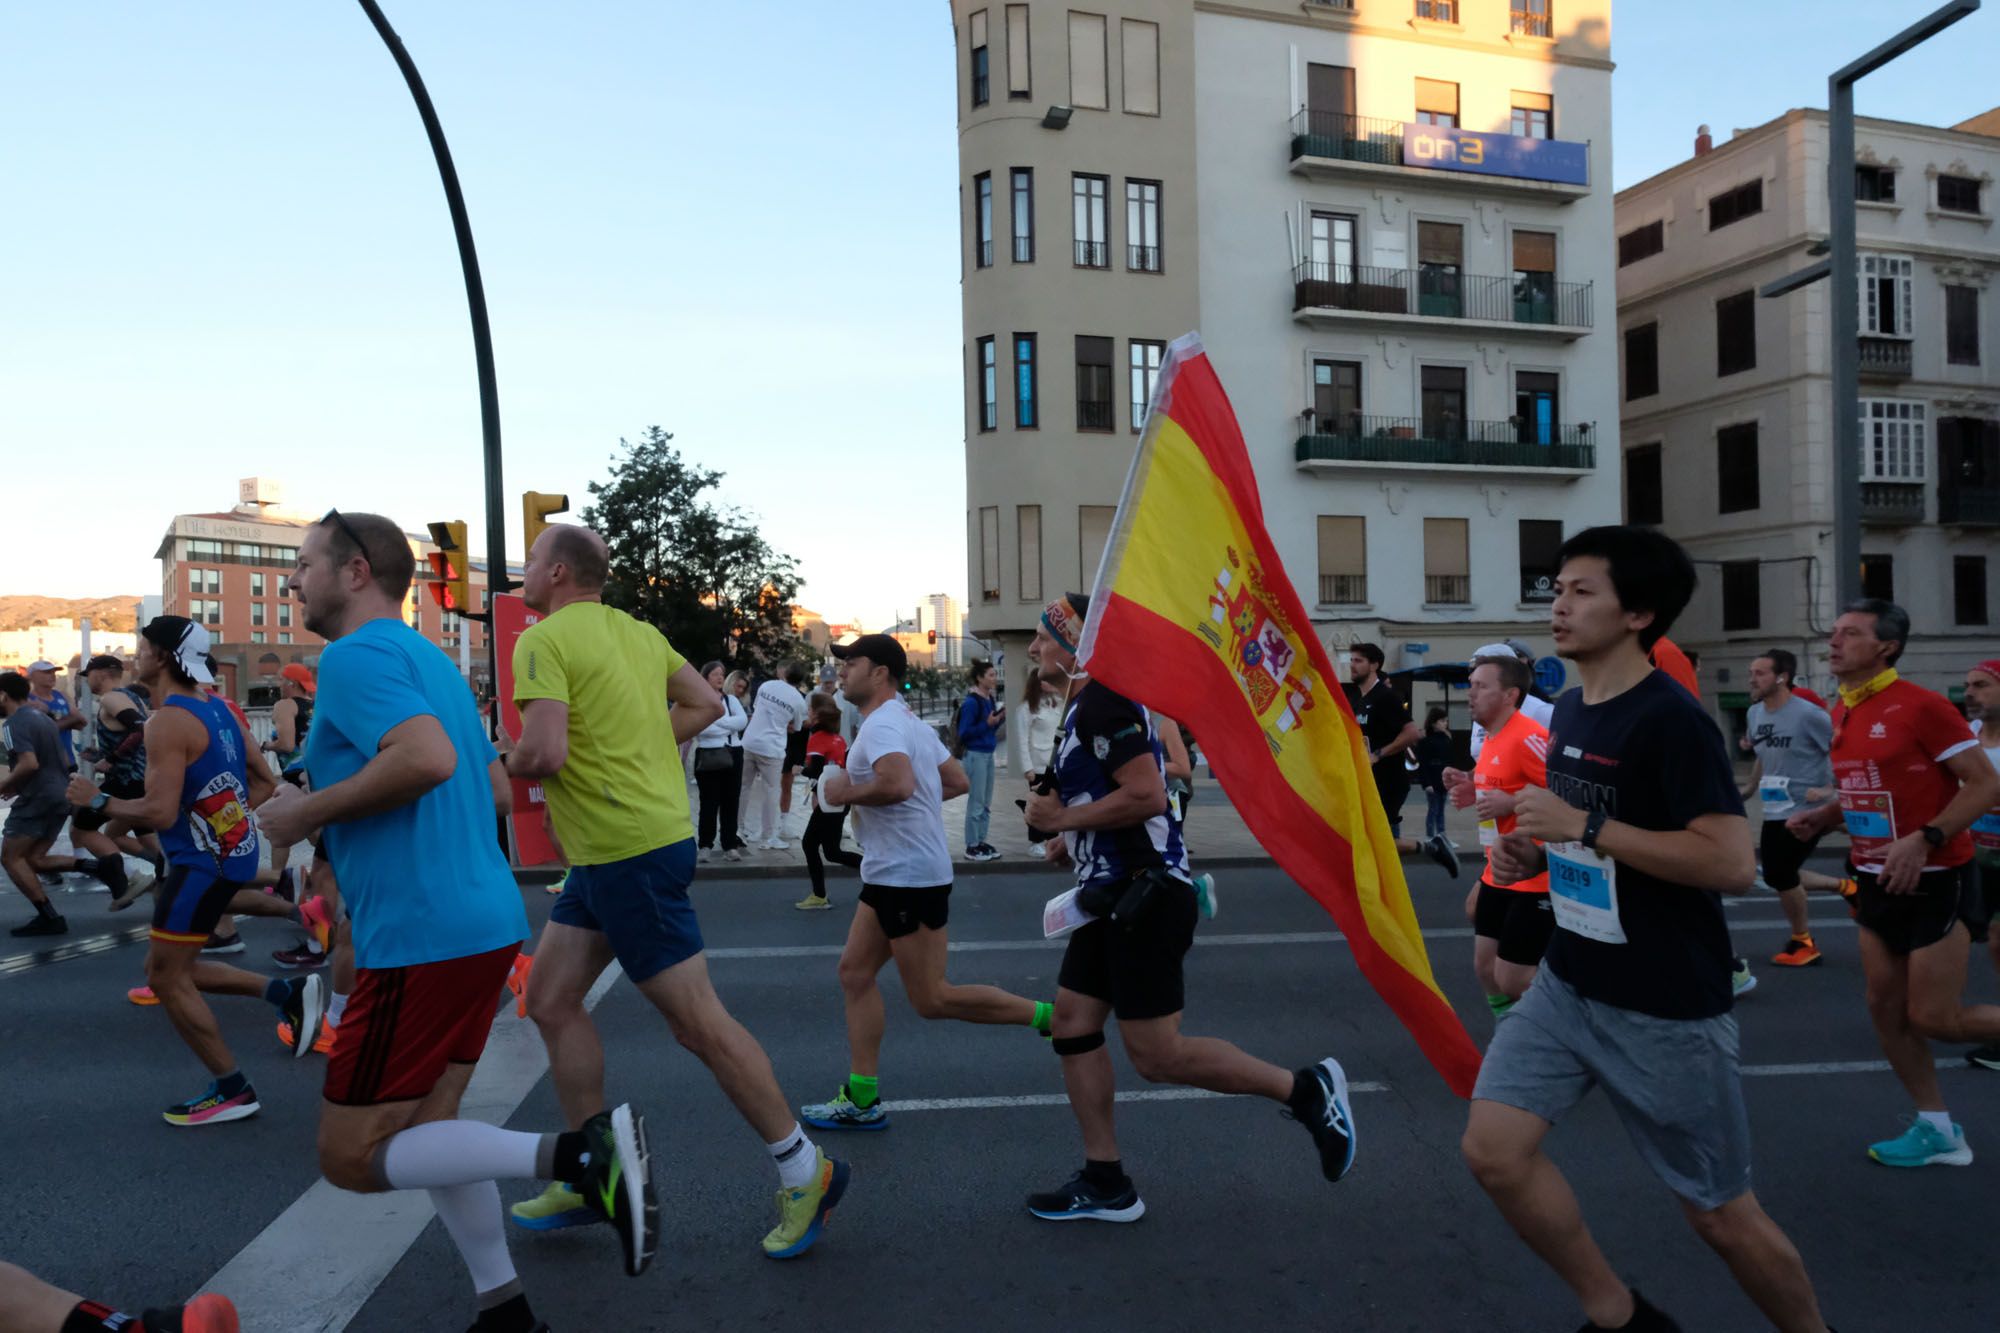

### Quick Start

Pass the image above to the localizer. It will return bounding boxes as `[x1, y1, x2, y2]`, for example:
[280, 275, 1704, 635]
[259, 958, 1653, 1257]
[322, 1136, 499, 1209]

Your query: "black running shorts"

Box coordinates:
[1473, 880, 1557, 967]
[1058, 875, 1199, 1021]
[1759, 820, 1823, 892]
[859, 884, 951, 939]
[1853, 866, 1976, 955]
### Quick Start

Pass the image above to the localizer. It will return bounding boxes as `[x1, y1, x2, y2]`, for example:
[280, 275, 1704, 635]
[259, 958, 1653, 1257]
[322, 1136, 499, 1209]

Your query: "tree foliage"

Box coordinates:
[580, 427, 807, 670]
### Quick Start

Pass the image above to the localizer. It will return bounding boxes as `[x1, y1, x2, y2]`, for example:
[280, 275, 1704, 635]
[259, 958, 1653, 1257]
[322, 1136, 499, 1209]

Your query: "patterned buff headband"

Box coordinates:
[1973, 659, 2000, 686]
[1041, 593, 1088, 655]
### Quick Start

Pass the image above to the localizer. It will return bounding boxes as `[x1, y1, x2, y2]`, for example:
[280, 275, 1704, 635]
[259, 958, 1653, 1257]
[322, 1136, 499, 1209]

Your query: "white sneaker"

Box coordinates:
[697, 848, 713, 864]
[723, 848, 743, 862]
[762, 838, 789, 852]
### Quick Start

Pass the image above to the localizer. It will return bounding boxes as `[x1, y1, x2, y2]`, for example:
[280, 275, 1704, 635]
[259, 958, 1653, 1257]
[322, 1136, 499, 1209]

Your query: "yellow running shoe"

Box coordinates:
[793, 895, 833, 911]
[509, 1181, 596, 1232]
[761, 1150, 850, 1259]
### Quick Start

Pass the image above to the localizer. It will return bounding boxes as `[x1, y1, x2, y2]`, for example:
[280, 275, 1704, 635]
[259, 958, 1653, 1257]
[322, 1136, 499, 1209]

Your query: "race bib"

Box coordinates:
[1758, 775, 1794, 816]
[1972, 810, 2000, 856]
[1838, 789, 1896, 866]
[1042, 887, 1096, 939]
[1478, 818, 1499, 848]
[1546, 841, 1626, 944]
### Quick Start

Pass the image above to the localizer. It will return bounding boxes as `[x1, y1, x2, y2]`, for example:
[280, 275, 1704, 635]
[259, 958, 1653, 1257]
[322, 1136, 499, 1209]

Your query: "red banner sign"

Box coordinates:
[493, 593, 560, 867]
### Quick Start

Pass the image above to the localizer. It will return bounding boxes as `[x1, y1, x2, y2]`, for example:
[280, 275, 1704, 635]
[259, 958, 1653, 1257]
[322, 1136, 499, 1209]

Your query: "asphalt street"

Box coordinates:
[3, 855, 1996, 1332]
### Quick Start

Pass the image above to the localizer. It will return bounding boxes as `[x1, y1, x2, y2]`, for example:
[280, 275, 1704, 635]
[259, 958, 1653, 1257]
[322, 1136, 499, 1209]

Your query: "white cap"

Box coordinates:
[26, 660, 56, 673]
[1470, 643, 1517, 662]
[141, 616, 216, 685]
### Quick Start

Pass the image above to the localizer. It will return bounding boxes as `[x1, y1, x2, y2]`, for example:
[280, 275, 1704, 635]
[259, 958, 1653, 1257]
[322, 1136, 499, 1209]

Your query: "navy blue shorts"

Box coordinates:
[550, 840, 703, 983]
[152, 864, 247, 945]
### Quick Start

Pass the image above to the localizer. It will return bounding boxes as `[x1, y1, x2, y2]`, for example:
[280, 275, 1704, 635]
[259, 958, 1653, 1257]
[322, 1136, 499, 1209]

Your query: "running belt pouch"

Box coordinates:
[694, 746, 732, 774]
[1076, 867, 1171, 930]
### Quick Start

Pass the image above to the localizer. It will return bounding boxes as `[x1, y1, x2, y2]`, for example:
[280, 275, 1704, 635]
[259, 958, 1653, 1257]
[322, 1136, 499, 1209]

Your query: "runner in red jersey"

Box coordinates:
[1788, 600, 2000, 1168]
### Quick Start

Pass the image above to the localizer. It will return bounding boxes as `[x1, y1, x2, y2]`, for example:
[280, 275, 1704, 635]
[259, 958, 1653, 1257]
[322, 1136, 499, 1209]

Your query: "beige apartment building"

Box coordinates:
[1616, 108, 1999, 730]
[951, 0, 1620, 766]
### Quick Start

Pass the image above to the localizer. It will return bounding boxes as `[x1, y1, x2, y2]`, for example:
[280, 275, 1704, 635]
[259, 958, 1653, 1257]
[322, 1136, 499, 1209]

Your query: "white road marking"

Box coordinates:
[196, 962, 625, 1332]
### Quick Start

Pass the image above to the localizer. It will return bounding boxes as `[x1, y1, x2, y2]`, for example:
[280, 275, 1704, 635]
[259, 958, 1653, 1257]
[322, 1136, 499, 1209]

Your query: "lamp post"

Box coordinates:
[1761, 0, 1979, 611]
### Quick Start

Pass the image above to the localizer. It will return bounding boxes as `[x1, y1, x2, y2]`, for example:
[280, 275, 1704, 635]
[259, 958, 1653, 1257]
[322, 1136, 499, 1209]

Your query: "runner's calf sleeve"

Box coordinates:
[1051, 1031, 1105, 1057]
[374, 1120, 547, 1191]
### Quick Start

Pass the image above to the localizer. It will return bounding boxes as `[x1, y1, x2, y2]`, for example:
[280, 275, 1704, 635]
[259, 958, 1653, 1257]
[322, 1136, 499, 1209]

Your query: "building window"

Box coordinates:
[1017, 505, 1043, 601]
[1011, 168, 1034, 262]
[1717, 422, 1761, 514]
[1938, 173, 1983, 214]
[1716, 290, 1756, 376]
[1305, 61, 1356, 141]
[1129, 339, 1164, 431]
[1072, 174, 1108, 267]
[1510, 90, 1552, 139]
[976, 337, 997, 432]
[1618, 219, 1664, 267]
[1861, 399, 1926, 480]
[251, 631, 267, 644]
[1515, 371, 1560, 445]
[1076, 335, 1115, 431]
[1624, 323, 1659, 400]
[1957, 556, 1990, 626]
[1512, 229, 1557, 323]
[1013, 333, 1038, 428]
[250, 572, 265, 597]
[970, 9, 990, 107]
[1518, 519, 1563, 604]
[1861, 554, 1894, 601]
[1415, 0, 1457, 22]
[251, 602, 266, 627]
[1125, 180, 1160, 271]
[979, 506, 1001, 602]
[1708, 178, 1763, 230]
[1856, 165, 1896, 202]
[186, 540, 223, 561]
[1626, 444, 1663, 525]
[1420, 364, 1467, 438]
[1312, 359, 1362, 435]
[1079, 505, 1116, 585]
[1939, 418, 2000, 523]
[973, 172, 992, 267]
[1307, 210, 1356, 282]
[279, 632, 293, 645]
[1414, 78, 1459, 127]
[1417, 221, 1464, 317]
[1067, 11, 1107, 110]
[1860, 254, 1914, 337]
[1005, 4, 1030, 99]
[1317, 516, 1367, 605]
[1120, 19, 1159, 115]
[1721, 561, 1761, 631]
[1946, 285, 1981, 366]
[278, 601, 292, 628]
[1423, 518, 1471, 605]
[1510, 0, 1552, 37]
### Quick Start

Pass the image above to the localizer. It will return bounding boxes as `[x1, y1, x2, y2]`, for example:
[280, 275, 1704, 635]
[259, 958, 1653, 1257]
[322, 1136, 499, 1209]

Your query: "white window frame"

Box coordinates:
[1860, 398, 1926, 481]
[1129, 339, 1163, 431]
[1859, 253, 1914, 338]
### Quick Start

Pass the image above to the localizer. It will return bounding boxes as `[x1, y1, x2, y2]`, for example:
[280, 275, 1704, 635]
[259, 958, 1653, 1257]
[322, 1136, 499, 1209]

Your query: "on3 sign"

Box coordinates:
[1404, 123, 1589, 186]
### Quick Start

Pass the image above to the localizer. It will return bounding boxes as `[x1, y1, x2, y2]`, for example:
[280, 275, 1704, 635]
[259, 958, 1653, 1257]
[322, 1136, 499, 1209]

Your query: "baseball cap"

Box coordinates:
[818, 665, 837, 684]
[140, 615, 215, 685]
[84, 654, 123, 674]
[1470, 642, 1518, 662]
[27, 660, 56, 674]
[281, 662, 317, 695]
[829, 633, 908, 680]
[1503, 638, 1536, 661]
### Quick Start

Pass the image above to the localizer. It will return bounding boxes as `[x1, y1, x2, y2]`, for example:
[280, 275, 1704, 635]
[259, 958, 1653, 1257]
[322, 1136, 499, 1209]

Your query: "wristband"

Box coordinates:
[1580, 811, 1607, 851]
[89, 792, 110, 813]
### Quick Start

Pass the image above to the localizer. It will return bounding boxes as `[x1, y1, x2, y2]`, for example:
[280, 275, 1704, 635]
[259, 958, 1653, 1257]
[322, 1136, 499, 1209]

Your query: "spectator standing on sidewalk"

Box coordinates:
[741, 665, 809, 850]
[694, 660, 750, 862]
[1415, 707, 1454, 845]
[956, 659, 1005, 862]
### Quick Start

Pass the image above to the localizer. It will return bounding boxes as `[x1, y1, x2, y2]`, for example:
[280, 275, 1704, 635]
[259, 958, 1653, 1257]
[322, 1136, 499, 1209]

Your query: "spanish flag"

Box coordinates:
[1077, 333, 1483, 1097]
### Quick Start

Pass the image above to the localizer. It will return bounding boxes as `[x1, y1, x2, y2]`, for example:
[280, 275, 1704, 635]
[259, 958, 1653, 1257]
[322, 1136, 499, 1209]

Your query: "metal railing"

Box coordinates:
[1287, 108, 1589, 186]
[1415, 0, 1457, 21]
[1128, 244, 1161, 272]
[1074, 239, 1108, 268]
[1939, 484, 2000, 525]
[1292, 260, 1592, 328]
[1858, 335, 1912, 377]
[1860, 481, 1925, 523]
[1076, 399, 1115, 431]
[1304, 0, 1356, 8]
[1294, 413, 1597, 469]
[1319, 573, 1367, 604]
[1510, 3, 1552, 37]
[1426, 574, 1471, 604]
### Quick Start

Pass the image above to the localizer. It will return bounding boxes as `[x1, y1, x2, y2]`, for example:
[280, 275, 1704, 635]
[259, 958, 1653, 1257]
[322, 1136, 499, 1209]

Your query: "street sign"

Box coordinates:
[493, 592, 559, 867]
[1533, 655, 1566, 695]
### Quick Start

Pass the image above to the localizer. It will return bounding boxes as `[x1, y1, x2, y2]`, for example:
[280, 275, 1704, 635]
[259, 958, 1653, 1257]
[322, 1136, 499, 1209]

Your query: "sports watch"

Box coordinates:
[1920, 824, 1946, 849]
[1581, 811, 1608, 851]
[89, 792, 110, 813]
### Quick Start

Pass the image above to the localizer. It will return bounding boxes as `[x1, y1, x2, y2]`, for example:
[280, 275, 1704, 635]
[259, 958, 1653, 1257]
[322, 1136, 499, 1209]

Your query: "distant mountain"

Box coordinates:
[0, 595, 143, 633]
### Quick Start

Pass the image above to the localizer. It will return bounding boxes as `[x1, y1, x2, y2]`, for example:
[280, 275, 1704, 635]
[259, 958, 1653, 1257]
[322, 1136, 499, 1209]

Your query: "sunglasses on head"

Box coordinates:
[321, 508, 375, 570]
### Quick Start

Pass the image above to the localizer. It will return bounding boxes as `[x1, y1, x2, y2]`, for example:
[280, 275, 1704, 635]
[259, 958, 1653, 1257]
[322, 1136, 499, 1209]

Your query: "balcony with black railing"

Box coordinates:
[1939, 484, 2000, 526]
[1860, 481, 1926, 524]
[1074, 239, 1108, 269]
[1858, 335, 1912, 379]
[1128, 244, 1161, 273]
[1319, 573, 1368, 605]
[1425, 574, 1471, 604]
[1287, 109, 1590, 199]
[1076, 399, 1115, 432]
[1295, 413, 1596, 472]
[1292, 260, 1591, 336]
[1510, 2, 1553, 36]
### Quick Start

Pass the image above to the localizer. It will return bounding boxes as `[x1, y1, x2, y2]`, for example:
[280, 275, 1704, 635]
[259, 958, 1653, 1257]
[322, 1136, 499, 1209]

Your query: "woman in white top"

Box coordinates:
[1021, 670, 1065, 776]
[694, 661, 751, 860]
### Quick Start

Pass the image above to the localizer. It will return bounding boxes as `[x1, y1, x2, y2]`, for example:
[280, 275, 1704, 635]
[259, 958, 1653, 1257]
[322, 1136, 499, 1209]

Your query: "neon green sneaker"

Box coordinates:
[761, 1149, 851, 1259]
[508, 1181, 595, 1231]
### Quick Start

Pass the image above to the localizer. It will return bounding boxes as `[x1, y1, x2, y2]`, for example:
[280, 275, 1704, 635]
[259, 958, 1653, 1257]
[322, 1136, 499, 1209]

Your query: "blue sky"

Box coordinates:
[3, 2, 1992, 629]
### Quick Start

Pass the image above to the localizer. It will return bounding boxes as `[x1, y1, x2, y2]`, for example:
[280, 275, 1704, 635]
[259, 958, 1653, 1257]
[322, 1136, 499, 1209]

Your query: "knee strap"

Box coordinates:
[1050, 1030, 1106, 1057]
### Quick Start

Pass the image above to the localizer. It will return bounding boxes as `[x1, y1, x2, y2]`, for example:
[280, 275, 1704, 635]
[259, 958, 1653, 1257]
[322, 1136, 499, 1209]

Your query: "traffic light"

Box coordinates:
[928, 629, 937, 645]
[522, 490, 570, 556]
[426, 520, 470, 612]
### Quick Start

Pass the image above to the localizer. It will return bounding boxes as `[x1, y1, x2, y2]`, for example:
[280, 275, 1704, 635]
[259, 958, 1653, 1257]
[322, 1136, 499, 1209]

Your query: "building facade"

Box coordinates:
[952, 0, 1620, 762]
[1616, 108, 1999, 728]
[0, 620, 138, 674]
[923, 592, 967, 665]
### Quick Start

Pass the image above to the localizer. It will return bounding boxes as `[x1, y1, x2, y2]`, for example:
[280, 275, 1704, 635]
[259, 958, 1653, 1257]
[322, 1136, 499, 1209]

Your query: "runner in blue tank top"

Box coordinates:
[66, 616, 328, 1127]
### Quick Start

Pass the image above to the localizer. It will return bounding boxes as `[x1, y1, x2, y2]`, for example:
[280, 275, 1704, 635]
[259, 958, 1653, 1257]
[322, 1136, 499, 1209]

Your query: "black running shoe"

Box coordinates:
[579, 1104, 657, 1276]
[1026, 1171, 1146, 1222]
[271, 941, 325, 970]
[280, 973, 325, 1059]
[1576, 1290, 1681, 1332]
[1968, 1043, 2000, 1072]
[1425, 834, 1460, 879]
[202, 934, 246, 956]
[38, 871, 65, 888]
[10, 914, 67, 937]
[1285, 1056, 1358, 1182]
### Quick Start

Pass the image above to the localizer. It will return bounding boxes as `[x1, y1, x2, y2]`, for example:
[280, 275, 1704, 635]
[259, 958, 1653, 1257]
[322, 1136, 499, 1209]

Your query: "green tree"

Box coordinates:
[580, 427, 805, 669]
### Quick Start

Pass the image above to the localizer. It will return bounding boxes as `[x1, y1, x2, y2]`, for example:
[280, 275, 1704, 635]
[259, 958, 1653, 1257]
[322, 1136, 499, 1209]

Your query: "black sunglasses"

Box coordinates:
[321, 508, 375, 570]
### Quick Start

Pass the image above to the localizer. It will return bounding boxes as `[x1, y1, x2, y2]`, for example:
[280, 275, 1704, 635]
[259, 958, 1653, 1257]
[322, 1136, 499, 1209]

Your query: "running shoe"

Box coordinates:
[1283, 1056, 1358, 1183]
[761, 1149, 850, 1259]
[299, 895, 333, 952]
[281, 973, 326, 1059]
[966, 845, 1002, 863]
[1839, 876, 1859, 918]
[545, 871, 568, 898]
[275, 1020, 336, 1055]
[723, 847, 744, 862]
[271, 942, 324, 970]
[506, 952, 534, 1018]
[1026, 1169, 1145, 1223]
[1425, 834, 1459, 879]
[1867, 1117, 1973, 1168]
[128, 984, 159, 1006]
[38, 871, 65, 888]
[509, 1181, 597, 1232]
[800, 1088, 888, 1131]
[108, 858, 156, 911]
[579, 1104, 657, 1276]
[761, 838, 789, 851]
[1573, 1290, 1681, 1332]
[10, 914, 67, 937]
[793, 895, 833, 911]
[1730, 958, 1758, 997]
[1193, 872, 1219, 920]
[89, 854, 128, 902]
[1967, 1043, 2000, 1071]
[1770, 935, 1822, 967]
[697, 847, 714, 864]
[202, 934, 245, 956]
[164, 1082, 260, 1127]
[143, 1293, 240, 1333]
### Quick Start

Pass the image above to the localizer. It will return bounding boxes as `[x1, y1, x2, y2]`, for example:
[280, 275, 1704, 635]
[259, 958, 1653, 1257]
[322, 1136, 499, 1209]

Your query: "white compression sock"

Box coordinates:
[325, 992, 348, 1029]
[428, 1180, 518, 1296]
[378, 1120, 547, 1191]
[768, 1123, 820, 1190]
[1917, 1110, 1954, 1135]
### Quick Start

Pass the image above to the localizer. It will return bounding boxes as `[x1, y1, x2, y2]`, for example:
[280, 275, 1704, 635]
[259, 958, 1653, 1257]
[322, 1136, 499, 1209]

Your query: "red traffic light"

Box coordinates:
[426, 550, 461, 611]
[928, 630, 937, 645]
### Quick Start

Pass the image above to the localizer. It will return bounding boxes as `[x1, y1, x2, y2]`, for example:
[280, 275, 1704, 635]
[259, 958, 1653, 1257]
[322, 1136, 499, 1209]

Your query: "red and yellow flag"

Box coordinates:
[1077, 334, 1483, 1097]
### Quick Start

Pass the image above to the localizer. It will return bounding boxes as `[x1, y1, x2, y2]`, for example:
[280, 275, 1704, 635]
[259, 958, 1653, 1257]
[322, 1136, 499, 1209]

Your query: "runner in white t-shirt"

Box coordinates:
[739, 668, 808, 848]
[1962, 659, 2000, 1071]
[798, 634, 1054, 1131]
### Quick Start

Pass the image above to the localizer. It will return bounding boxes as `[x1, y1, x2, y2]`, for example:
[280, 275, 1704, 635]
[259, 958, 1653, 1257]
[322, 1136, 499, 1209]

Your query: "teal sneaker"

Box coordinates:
[801, 1088, 888, 1131]
[509, 1181, 596, 1231]
[1867, 1117, 1972, 1168]
[1730, 958, 1757, 997]
[1193, 873, 1219, 920]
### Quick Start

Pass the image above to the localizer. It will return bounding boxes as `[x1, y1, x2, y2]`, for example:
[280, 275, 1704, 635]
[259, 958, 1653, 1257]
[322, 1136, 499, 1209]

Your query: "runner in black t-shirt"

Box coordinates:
[1461, 526, 1831, 1333]
[1345, 643, 1457, 878]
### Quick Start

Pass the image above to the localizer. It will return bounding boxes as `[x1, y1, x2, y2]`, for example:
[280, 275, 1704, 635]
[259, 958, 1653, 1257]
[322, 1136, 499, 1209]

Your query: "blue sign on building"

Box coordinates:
[1534, 656, 1567, 696]
[1403, 123, 1589, 187]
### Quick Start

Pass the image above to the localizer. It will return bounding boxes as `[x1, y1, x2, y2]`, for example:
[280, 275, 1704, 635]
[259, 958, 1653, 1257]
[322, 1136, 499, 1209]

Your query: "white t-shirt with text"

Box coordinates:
[741, 680, 807, 758]
[846, 698, 953, 888]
